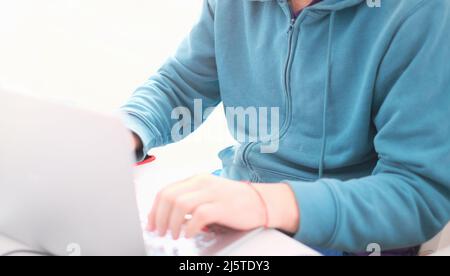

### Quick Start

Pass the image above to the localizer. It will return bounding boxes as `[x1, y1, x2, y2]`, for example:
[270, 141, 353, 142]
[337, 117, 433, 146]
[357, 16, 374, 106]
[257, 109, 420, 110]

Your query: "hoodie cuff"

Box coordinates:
[283, 180, 338, 248]
[119, 113, 159, 162]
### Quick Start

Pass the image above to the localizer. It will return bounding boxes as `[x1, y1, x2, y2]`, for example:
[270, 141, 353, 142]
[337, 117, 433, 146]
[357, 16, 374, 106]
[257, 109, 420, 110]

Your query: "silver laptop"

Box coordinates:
[0, 90, 315, 256]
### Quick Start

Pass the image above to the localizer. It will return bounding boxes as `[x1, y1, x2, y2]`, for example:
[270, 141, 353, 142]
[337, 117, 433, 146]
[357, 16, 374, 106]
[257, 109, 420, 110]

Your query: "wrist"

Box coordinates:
[253, 183, 300, 234]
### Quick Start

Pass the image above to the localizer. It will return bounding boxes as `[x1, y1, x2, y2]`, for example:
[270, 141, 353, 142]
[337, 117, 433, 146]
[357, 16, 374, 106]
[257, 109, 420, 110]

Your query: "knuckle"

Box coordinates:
[160, 191, 176, 204]
[196, 208, 211, 222]
[174, 197, 191, 212]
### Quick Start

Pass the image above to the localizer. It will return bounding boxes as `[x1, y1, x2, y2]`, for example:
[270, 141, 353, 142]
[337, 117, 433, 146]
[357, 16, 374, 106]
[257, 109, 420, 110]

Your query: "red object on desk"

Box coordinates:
[135, 155, 156, 167]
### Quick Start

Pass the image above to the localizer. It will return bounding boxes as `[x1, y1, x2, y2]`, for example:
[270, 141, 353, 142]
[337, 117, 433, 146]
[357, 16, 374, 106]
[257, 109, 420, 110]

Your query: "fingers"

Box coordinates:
[168, 191, 214, 240]
[148, 175, 211, 236]
[147, 192, 161, 232]
[185, 203, 222, 239]
[155, 191, 176, 236]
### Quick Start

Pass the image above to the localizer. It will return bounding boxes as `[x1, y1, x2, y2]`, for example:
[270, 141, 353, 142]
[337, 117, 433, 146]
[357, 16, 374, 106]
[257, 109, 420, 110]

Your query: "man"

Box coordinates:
[121, 0, 450, 255]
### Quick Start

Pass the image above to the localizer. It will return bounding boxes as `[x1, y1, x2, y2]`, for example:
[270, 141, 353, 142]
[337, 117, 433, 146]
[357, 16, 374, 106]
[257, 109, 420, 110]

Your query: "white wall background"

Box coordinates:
[0, 0, 234, 172]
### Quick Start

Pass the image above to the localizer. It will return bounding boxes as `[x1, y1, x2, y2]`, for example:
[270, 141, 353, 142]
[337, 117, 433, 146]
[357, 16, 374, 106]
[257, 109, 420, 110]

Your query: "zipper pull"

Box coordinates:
[287, 18, 296, 34]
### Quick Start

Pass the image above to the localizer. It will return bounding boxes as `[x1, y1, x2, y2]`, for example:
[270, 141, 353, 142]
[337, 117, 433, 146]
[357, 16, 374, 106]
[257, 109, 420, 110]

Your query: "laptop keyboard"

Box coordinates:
[139, 210, 263, 256]
[143, 226, 224, 256]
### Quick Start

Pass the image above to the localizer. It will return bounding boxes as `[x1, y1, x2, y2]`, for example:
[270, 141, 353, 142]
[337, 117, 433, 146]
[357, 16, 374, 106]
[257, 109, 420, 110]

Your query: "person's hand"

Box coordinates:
[131, 132, 143, 153]
[147, 174, 300, 239]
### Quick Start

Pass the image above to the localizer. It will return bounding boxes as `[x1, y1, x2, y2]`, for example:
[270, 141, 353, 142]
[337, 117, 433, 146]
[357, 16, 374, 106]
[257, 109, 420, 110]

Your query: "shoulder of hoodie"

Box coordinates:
[362, 0, 450, 23]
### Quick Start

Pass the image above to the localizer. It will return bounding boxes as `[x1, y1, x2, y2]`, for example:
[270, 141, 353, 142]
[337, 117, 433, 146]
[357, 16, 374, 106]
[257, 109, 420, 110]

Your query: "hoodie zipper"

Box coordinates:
[281, 16, 296, 137]
[241, 14, 297, 181]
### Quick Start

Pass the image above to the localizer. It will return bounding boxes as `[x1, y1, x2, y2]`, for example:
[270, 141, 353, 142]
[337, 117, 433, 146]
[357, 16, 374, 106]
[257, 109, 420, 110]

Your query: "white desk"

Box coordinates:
[0, 148, 319, 256]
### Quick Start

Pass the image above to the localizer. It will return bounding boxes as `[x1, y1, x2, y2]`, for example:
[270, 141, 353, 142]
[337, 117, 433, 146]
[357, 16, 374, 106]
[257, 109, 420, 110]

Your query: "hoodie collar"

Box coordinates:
[246, 0, 365, 12]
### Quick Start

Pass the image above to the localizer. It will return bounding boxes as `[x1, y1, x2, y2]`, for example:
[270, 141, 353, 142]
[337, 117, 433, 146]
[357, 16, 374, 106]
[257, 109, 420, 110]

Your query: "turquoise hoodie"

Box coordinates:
[121, 0, 450, 252]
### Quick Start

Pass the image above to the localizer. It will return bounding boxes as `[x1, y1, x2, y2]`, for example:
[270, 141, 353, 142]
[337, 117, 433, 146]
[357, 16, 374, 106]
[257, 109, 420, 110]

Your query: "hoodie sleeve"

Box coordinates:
[121, 0, 220, 160]
[286, 1, 450, 252]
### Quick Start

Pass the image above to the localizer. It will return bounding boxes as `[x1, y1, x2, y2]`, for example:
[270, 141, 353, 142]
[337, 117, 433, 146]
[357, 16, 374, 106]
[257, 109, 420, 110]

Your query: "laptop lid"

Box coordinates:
[0, 90, 146, 256]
